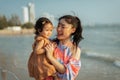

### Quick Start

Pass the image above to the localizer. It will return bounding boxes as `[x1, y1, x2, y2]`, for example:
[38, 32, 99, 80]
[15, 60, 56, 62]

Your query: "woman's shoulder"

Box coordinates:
[77, 46, 81, 53]
[72, 46, 81, 60]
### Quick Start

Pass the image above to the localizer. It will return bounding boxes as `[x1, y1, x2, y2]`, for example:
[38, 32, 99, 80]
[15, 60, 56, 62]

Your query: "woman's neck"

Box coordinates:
[60, 38, 72, 47]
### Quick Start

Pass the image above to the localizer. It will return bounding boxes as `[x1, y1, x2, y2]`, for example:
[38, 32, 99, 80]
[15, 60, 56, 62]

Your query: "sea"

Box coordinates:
[0, 25, 120, 80]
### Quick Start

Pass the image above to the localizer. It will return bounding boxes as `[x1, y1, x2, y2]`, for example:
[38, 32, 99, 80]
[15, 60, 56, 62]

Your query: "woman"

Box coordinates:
[45, 15, 83, 80]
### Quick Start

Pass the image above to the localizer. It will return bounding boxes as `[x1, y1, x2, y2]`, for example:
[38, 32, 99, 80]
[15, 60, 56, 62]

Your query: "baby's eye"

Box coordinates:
[45, 29, 49, 31]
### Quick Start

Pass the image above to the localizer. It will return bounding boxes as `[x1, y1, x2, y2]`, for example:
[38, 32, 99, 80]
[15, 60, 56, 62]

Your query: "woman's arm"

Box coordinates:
[48, 55, 66, 73]
[44, 43, 66, 73]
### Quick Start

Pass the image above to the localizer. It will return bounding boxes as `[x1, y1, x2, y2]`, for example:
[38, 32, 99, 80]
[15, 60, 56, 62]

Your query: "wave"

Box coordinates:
[0, 67, 20, 80]
[82, 50, 120, 68]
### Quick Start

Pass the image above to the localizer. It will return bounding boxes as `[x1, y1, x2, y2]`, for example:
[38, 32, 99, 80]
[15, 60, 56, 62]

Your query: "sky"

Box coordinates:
[0, 0, 120, 25]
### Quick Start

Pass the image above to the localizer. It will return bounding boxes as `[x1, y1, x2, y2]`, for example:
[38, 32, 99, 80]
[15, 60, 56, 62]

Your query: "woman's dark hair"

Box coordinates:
[34, 17, 53, 35]
[56, 15, 83, 46]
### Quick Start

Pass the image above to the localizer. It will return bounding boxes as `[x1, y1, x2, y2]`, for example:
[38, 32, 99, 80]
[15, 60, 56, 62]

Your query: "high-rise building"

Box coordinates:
[28, 2, 35, 24]
[23, 7, 29, 23]
[23, 2, 35, 24]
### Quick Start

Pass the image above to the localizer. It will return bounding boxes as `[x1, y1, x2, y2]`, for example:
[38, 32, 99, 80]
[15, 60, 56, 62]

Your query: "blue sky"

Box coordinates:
[0, 0, 120, 25]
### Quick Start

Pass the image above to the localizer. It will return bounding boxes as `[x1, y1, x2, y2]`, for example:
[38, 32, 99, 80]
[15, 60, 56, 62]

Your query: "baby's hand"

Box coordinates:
[51, 42, 57, 48]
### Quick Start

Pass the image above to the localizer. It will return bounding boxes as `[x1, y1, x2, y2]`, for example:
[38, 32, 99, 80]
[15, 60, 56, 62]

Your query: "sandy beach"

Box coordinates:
[0, 29, 34, 36]
[0, 52, 120, 80]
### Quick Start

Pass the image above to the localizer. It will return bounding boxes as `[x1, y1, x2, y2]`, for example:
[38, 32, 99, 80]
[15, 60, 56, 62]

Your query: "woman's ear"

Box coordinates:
[71, 27, 76, 34]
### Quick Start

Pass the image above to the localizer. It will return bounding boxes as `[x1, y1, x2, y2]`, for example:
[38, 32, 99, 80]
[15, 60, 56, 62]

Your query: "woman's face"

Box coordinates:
[57, 19, 75, 40]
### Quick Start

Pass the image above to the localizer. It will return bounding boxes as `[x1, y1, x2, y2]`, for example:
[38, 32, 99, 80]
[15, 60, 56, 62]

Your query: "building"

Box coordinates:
[23, 2, 35, 24]
[28, 3, 35, 24]
[23, 7, 29, 23]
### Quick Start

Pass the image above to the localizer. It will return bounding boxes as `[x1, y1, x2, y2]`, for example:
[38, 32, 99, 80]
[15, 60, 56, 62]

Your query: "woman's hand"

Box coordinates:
[44, 42, 55, 59]
[45, 42, 66, 73]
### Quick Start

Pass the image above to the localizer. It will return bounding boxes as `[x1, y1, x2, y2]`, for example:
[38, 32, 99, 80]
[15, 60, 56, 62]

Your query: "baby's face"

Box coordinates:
[40, 23, 53, 39]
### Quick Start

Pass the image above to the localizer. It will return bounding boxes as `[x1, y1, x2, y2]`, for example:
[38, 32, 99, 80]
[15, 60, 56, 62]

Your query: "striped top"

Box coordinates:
[54, 43, 81, 80]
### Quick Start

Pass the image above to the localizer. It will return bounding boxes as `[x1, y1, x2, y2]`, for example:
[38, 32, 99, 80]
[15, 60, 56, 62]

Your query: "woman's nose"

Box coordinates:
[57, 26, 61, 31]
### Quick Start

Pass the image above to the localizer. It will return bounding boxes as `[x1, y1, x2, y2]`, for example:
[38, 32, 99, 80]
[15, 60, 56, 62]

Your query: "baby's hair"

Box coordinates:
[34, 17, 53, 35]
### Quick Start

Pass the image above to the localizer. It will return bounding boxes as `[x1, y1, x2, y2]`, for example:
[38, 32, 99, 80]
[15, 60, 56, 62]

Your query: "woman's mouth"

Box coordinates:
[57, 32, 63, 36]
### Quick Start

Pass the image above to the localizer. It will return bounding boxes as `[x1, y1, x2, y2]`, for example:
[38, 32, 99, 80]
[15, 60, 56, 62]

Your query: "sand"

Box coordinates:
[0, 29, 34, 35]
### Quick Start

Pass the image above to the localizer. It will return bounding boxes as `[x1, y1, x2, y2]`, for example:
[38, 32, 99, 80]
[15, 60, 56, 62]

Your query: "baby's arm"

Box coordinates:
[34, 40, 45, 54]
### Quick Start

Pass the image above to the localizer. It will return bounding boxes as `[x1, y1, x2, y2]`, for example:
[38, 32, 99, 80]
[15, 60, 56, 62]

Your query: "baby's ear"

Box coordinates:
[38, 29, 42, 33]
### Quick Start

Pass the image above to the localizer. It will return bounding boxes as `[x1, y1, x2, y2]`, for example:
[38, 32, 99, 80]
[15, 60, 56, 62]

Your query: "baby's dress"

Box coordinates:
[28, 36, 56, 80]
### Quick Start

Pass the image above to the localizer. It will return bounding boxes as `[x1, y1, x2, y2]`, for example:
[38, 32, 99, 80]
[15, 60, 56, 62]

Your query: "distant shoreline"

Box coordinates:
[0, 29, 34, 36]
